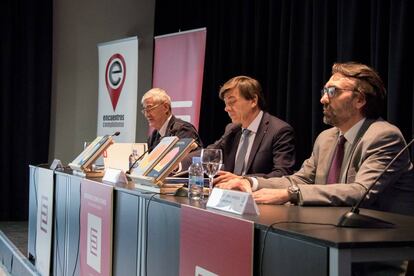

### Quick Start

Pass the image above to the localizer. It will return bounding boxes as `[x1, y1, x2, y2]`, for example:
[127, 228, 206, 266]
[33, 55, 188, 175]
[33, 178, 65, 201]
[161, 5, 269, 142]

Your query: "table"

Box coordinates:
[28, 166, 414, 275]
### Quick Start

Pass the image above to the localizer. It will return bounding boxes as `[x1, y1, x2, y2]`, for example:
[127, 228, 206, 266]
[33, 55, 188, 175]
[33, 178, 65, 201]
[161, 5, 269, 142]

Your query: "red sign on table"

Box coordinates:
[80, 179, 114, 276]
[180, 205, 254, 276]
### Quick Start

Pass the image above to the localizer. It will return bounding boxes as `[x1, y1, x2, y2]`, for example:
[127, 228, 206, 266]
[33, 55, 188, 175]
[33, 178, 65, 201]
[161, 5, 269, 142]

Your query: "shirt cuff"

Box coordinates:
[251, 177, 259, 191]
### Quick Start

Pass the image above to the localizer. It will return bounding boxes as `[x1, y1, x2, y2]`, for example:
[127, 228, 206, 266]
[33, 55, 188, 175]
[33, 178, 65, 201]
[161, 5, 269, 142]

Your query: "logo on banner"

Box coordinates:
[195, 266, 218, 276]
[105, 53, 126, 111]
[40, 195, 49, 233]
[87, 213, 102, 273]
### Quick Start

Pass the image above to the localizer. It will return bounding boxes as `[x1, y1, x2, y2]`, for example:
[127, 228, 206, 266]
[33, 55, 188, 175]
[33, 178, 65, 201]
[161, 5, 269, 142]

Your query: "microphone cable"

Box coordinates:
[144, 192, 159, 276]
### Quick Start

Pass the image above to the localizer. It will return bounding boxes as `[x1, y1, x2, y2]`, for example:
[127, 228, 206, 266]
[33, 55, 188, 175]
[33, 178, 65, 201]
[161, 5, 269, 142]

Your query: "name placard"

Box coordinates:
[206, 188, 260, 216]
[50, 158, 64, 171]
[103, 168, 128, 184]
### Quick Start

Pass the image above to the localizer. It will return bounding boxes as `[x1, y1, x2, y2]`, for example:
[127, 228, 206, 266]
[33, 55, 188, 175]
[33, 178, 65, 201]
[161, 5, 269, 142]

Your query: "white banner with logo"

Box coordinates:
[97, 36, 138, 142]
[35, 168, 54, 276]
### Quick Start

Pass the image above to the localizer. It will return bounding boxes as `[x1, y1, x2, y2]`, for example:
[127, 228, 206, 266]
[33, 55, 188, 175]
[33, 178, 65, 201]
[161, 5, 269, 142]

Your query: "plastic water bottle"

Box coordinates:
[188, 157, 204, 200]
[129, 149, 138, 170]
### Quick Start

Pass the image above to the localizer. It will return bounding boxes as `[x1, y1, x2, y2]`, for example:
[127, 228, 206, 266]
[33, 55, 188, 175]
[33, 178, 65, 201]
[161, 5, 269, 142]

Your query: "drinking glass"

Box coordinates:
[200, 149, 223, 194]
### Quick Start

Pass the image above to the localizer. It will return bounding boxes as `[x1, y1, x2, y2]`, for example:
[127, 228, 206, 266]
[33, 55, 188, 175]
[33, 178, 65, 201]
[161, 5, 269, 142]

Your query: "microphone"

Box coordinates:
[213, 123, 241, 148]
[126, 148, 149, 174]
[337, 138, 414, 228]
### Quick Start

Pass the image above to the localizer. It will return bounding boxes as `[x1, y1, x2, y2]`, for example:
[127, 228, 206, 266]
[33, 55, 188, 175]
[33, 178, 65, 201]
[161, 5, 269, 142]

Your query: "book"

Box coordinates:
[129, 138, 198, 191]
[134, 182, 184, 194]
[130, 136, 179, 177]
[69, 135, 113, 173]
[146, 138, 197, 180]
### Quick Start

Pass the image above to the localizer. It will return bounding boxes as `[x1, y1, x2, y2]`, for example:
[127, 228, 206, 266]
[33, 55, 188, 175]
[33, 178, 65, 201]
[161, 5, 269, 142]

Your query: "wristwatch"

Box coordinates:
[242, 176, 254, 188]
[287, 183, 300, 204]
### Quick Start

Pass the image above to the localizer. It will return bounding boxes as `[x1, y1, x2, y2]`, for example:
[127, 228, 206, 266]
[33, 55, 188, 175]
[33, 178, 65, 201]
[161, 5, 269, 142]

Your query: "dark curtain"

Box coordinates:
[154, 0, 414, 169]
[1, 0, 52, 220]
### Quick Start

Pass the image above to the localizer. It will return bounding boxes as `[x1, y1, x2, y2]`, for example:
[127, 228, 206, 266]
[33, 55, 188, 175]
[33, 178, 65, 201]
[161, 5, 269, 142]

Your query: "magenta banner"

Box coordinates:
[153, 28, 207, 130]
[180, 205, 254, 276]
[80, 179, 114, 276]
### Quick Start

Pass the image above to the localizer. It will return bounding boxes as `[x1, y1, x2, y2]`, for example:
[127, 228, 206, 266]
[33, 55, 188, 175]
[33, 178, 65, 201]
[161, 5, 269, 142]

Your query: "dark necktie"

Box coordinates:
[153, 132, 161, 149]
[326, 135, 346, 184]
[233, 129, 251, 175]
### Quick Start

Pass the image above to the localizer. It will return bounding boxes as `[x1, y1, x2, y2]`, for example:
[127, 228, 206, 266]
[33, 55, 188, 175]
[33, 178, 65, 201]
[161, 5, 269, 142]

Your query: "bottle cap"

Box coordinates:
[192, 156, 201, 163]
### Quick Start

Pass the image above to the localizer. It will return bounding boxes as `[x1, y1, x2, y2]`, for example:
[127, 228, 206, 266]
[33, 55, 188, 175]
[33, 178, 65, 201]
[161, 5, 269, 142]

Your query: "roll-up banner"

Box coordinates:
[97, 36, 138, 142]
[153, 28, 207, 129]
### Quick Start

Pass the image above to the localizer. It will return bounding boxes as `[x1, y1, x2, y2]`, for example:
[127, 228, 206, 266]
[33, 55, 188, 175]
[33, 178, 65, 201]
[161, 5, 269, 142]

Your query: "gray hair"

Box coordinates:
[141, 88, 172, 108]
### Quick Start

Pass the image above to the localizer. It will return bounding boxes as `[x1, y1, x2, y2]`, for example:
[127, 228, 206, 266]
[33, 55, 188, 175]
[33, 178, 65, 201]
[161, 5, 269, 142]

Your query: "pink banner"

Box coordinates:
[153, 28, 207, 130]
[180, 205, 254, 276]
[80, 179, 114, 276]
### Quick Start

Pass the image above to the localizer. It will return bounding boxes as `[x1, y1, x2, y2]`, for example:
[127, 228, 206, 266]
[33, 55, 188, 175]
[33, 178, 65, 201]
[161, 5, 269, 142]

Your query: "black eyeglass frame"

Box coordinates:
[321, 86, 357, 98]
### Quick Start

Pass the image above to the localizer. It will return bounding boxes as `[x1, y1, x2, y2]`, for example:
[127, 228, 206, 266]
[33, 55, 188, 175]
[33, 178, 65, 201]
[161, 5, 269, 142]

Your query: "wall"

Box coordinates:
[50, 0, 155, 163]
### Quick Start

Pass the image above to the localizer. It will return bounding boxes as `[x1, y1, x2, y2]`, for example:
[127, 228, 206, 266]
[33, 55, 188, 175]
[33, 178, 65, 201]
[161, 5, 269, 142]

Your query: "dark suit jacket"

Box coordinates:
[208, 112, 295, 178]
[147, 115, 203, 152]
[258, 119, 414, 215]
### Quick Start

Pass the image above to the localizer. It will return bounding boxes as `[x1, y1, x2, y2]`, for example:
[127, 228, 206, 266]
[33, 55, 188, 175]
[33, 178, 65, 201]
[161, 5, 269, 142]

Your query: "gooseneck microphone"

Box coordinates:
[126, 148, 149, 175]
[213, 123, 241, 148]
[337, 138, 414, 228]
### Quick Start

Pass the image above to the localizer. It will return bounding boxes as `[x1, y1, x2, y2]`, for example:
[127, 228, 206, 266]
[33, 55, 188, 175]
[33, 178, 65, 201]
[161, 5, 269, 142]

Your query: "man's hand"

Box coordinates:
[215, 177, 252, 193]
[213, 171, 242, 185]
[252, 188, 290, 204]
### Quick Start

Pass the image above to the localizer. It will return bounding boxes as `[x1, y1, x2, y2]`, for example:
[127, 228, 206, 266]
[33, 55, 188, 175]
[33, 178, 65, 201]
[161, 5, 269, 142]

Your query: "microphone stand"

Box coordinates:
[337, 138, 414, 228]
[126, 148, 149, 175]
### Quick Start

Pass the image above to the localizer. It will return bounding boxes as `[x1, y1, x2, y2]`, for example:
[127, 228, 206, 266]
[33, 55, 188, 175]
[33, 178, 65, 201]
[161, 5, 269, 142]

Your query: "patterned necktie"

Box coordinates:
[326, 135, 346, 184]
[233, 129, 251, 175]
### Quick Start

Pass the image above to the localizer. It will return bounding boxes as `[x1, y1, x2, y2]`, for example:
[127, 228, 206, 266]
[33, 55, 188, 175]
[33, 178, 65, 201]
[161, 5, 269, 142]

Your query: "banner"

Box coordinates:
[35, 168, 54, 276]
[80, 179, 114, 276]
[97, 36, 138, 142]
[180, 205, 254, 276]
[153, 28, 207, 129]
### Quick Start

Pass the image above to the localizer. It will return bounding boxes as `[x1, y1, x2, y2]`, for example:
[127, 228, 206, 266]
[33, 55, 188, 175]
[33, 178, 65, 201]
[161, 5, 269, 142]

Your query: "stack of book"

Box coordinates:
[128, 136, 197, 193]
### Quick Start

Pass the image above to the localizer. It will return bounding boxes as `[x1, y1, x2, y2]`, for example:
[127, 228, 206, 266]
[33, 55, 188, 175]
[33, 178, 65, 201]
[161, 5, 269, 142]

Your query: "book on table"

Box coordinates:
[69, 135, 114, 176]
[129, 137, 198, 192]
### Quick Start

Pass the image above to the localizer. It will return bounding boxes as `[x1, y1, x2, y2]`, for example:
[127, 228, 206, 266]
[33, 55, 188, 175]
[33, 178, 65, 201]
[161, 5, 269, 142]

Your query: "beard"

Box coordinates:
[323, 105, 338, 126]
[323, 100, 356, 127]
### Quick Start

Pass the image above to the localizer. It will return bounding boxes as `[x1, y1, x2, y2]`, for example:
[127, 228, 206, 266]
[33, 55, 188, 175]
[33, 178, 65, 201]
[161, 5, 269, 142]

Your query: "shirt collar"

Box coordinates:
[341, 118, 366, 144]
[244, 111, 263, 134]
[159, 115, 173, 137]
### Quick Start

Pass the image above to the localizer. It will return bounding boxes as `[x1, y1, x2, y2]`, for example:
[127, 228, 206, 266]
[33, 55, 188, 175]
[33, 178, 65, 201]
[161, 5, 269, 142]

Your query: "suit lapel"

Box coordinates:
[165, 115, 176, 136]
[225, 128, 241, 172]
[343, 119, 375, 182]
[245, 113, 268, 173]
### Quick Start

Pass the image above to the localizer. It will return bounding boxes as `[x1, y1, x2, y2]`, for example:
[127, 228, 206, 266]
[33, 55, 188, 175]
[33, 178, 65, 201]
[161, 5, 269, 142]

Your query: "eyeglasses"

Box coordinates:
[321, 86, 356, 98]
[141, 103, 162, 114]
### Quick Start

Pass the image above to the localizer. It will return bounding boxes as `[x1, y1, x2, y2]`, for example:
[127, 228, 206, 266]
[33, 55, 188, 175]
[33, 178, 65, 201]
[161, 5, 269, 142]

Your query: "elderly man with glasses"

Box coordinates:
[141, 88, 202, 152]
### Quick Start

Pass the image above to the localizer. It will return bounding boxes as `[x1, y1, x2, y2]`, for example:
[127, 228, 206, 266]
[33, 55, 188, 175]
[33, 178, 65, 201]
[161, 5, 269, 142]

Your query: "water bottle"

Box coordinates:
[188, 157, 204, 200]
[129, 149, 138, 170]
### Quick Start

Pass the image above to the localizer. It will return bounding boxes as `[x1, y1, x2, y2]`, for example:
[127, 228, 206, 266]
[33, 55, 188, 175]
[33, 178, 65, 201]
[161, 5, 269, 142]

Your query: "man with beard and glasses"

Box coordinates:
[216, 62, 414, 275]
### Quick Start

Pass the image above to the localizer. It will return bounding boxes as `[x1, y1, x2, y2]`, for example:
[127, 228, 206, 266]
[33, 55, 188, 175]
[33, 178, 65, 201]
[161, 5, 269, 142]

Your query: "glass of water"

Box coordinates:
[200, 148, 223, 194]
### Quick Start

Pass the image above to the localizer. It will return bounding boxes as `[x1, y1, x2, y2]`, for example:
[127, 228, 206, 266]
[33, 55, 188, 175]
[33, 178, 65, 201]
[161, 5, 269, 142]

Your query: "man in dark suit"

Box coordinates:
[208, 76, 296, 182]
[141, 88, 202, 152]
